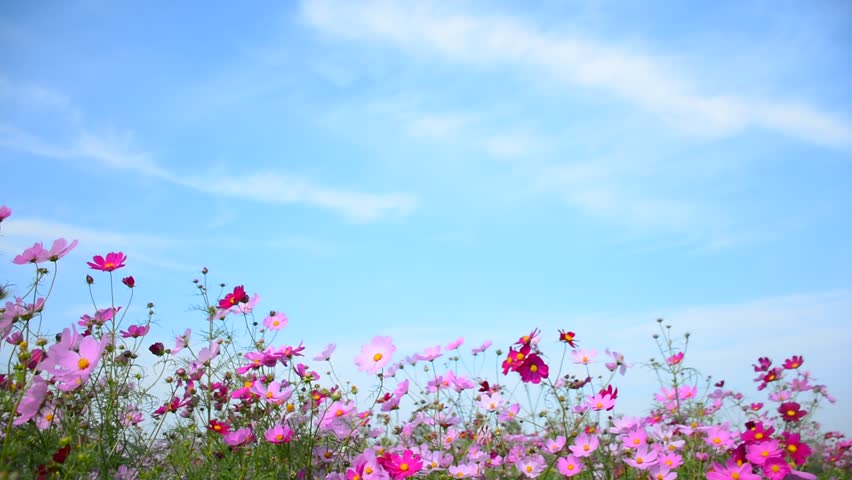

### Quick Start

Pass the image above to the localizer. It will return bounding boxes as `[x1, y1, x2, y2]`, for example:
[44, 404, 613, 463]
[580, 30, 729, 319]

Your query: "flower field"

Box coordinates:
[0, 205, 849, 479]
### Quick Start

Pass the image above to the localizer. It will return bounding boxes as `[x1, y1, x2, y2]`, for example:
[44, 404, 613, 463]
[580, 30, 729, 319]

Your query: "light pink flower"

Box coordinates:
[12, 242, 50, 265]
[262, 311, 287, 330]
[355, 336, 396, 374]
[47, 238, 78, 261]
[14, 376, 47, 425]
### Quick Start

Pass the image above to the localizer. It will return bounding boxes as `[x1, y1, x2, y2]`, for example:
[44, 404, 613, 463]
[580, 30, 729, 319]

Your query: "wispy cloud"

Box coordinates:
[179, 173, 416, 223]
[0, 217, 194, 271]
[302, 0, 852, 148]
[0, 121, 416, 223]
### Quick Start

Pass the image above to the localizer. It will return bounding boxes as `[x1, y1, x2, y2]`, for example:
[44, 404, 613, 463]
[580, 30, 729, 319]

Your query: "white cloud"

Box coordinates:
[180, 173, 416, 223]
[0, 123, 417, 223]
[302, 0, 852, 148]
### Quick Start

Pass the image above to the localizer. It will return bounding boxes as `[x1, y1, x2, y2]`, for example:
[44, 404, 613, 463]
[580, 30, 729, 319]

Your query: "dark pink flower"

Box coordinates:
[518, 353, 549, 384]
[0, 205, 11, 222]
[378, 449, 423, 479]
[122, 276, 135, 288]
[783, 355, 804, 370]
[218, 285, 248, 309]
[779, 402, 807, 422]
[87, 251, 127, 272]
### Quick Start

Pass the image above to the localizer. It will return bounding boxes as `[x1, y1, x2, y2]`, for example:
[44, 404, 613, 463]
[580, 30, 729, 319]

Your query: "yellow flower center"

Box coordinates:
[636, 457, 644, 464]
[583, 445, 590, 451]
[77, 358, 90, 370]
[373, 353, 383, 362]
[755, 433, 763, 440]
[732, 472, 741, 479]
[104, 262, 115, 269]
[633, 438, 641, 445]
[787, 410, 796, 417]
[400, 463, 409, 472]
[788, 444, 798, 453]
[713, 438, 721, 444]
[530, 364, 538, 372]
[567, 464, 574, 471]
[336, 409, 344, 417]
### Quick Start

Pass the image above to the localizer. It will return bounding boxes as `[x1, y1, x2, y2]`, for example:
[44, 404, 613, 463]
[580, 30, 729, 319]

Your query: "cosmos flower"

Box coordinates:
[87, 251, 127, 272]
[355, 336, 396, 374]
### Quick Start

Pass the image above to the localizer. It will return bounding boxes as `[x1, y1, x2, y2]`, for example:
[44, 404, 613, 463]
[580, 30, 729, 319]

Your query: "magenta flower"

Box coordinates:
[378, 449, 423, 479]
[87, 251, 127, 272]
[0, 205, 11, 222]
[355, 336, 396, 374]
[218, 285, 248, 309]
[12, 242, 50, 265]
[667, 352, 684, 366]
[517, 353, 549, 384]
[783, 355, 804, 370]
[122, 276, 135, 288]
[779, 402, 807, 422]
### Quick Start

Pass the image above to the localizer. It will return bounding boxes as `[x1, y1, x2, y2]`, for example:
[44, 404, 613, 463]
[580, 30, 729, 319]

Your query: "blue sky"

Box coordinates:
[1, 0, 851, 432]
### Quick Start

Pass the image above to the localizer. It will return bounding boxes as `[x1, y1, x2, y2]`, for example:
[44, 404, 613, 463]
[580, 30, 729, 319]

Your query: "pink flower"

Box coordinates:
[570, 433, 599, 457]
[122, 276, 135, 288]
[706, 459, 762, 480]
[0, 205, 10, 222]
[46, 334, 109, 391]
[313, 343, 336, 361]
[624, 445, 657, 469]
[223, 427, 254, 447]
[87, 251, 127, 272]
[667, 352, 684, 366]
[264, 424, 294, 443]
[471, 340, 492, 355]
[378, 449, 423, 479]
[12, 242, 50, 265]
[262, 311, 287, 330]
[571, 348, 597, 365]
[355, 336, 396, 374]
[515, 454, 545, 478]
[556, 455, 583, 477]
[47, 238, 78, 262]
[120, 324, 149, 338]
[446, 337, 464, 350]
[14, 376, 47, 425]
